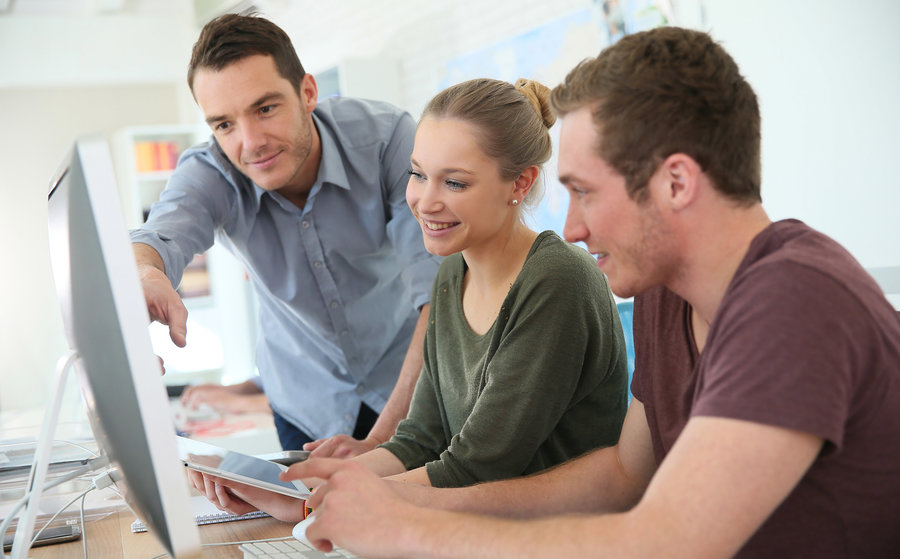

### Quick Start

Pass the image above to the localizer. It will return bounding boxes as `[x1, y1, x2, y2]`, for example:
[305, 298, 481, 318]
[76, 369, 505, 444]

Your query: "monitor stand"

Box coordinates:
[9, 350, 86, 559]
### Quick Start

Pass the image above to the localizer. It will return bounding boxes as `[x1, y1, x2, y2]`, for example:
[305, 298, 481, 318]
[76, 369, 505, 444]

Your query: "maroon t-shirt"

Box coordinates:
[632, 220, 900, 558]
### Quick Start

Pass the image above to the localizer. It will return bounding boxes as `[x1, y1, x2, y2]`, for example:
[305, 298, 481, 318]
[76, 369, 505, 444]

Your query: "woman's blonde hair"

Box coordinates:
[421, 78, 555, 213]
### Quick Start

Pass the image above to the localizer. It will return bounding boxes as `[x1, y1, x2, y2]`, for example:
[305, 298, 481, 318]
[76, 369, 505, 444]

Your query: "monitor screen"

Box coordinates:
[46, 135, 201, 557]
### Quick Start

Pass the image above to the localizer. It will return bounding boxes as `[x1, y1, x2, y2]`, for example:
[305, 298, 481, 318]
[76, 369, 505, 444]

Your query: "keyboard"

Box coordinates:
[240, 538, 362, 558]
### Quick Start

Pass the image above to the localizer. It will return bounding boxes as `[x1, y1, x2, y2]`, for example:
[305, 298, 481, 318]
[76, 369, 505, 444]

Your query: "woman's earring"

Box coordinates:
[511, 199, 519, 206]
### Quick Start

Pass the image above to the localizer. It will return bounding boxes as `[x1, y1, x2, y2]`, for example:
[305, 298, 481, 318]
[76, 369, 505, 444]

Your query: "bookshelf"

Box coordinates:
[113, 124, 257, 388]
[116, 124, 206, 227]
[115, 125, 210, 299]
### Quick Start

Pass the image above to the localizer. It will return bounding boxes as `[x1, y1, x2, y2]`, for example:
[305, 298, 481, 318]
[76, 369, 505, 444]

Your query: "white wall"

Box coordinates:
[0, 83, 186, 417]
[266, 0, 900, 271]
[0, 15, 194, 88]
[1, 0, 898, 423]
[267, 0, 591, 116]
[703, 0, 900, 269]
[0, 12, 198, 420]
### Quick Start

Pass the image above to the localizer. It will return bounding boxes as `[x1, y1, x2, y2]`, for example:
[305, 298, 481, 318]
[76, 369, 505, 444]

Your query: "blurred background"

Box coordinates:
[1, 0, 898, 427]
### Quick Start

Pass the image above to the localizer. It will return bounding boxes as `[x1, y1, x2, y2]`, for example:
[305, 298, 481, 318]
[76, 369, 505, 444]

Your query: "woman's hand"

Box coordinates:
[185, 469, 306, 522]
[303, 434, 380, 459]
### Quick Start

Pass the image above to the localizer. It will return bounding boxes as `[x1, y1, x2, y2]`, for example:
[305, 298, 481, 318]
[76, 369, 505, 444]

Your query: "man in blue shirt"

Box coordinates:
[131, 14, 440, 451]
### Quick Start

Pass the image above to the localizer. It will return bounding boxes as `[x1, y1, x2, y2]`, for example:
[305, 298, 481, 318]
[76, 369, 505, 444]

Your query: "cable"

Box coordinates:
[0, 463, 93, 557]
[29, 486, 93, 548]
[80, 490, 89, 559]
[28, 470, 119, 558]
[0, 456, 107, 559]
[5, 469, 117, 559]
[51, 439, 100, 459]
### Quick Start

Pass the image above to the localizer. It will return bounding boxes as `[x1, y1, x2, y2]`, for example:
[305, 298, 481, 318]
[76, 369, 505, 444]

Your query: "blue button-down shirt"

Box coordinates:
[130, 97, 441, 438]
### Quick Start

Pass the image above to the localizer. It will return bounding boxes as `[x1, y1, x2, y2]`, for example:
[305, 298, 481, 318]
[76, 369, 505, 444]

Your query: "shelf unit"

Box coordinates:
[115, 124, 206, 227]
[114, 124, 257, 386]
[115, 125, 210, 301]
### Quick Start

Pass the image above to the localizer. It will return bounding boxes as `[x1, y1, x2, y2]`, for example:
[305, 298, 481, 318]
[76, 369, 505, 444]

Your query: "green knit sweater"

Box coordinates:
[380, 231, 628, 487]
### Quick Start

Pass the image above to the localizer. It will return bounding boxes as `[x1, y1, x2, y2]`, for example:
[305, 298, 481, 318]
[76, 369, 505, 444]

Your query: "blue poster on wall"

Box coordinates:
[438, 9, 604, 240]
[598, 0, 675, 44]
[437, 3, 688, 240]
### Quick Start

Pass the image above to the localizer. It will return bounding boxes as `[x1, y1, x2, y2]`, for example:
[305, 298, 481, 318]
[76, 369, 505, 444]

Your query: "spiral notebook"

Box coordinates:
[130, 495, 270, 533]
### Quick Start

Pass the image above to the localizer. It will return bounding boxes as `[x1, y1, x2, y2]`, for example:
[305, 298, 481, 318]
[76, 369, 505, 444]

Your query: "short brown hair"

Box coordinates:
[187, 13, 306, 97]
[422, 78, 556, 212]
[551, 26, 761, 204]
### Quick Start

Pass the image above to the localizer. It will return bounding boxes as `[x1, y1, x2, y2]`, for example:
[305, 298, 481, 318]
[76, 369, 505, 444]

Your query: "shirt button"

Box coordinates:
[330, 301, 339, 309]
[301, 221, 310, 229]
[341, 330, 349, 336]
[314, 261, 322, 268]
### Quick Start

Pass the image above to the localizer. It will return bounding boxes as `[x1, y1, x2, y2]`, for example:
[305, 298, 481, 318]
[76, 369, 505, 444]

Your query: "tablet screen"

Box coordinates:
[176, 437, 310, 500]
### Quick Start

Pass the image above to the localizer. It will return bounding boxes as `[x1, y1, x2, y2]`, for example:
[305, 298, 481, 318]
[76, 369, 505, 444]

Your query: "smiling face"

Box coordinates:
[558, 107, 674, 298]
[192, 54, 318, 199]
[406, 117, 520, 257]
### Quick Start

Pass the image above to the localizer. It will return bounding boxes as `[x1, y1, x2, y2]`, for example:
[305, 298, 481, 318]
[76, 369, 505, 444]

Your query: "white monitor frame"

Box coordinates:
[11, 136, 201, 558]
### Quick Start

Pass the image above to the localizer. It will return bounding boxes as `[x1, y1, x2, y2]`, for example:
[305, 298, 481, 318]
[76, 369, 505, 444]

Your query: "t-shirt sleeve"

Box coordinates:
[630, 288, 663, 405]
[692, 261, 867, 452]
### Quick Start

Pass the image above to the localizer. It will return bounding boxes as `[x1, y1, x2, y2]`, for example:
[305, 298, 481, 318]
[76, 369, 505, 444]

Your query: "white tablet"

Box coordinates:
[176, 436, 311, 500]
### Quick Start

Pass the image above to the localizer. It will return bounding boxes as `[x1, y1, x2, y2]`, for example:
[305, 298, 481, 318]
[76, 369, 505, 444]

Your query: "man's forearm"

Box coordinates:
[227, 379, 264, 395]
[366, 304, 429, 444]
[431, 402, 655, 519]
[397, 508, 632, 559]
[393, 445, 631, 519]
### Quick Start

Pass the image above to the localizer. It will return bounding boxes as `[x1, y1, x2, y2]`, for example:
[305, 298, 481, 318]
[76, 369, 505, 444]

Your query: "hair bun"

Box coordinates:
[515, 78, 557, 129]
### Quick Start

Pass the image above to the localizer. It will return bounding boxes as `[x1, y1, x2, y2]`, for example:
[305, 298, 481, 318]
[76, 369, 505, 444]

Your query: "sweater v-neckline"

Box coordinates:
[455, 231, 550, 338]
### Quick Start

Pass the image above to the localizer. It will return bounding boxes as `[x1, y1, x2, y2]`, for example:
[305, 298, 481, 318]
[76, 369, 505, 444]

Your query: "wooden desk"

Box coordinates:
[2, 409, 286, 557]
[27, 505, 294, 558]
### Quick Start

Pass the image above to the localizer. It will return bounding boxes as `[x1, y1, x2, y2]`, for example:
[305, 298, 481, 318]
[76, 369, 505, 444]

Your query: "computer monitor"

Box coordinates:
[38, 135, 201, 557]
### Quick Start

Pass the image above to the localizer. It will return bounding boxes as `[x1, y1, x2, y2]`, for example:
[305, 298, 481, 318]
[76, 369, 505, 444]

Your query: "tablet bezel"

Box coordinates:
[176, 437, 310, 500]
